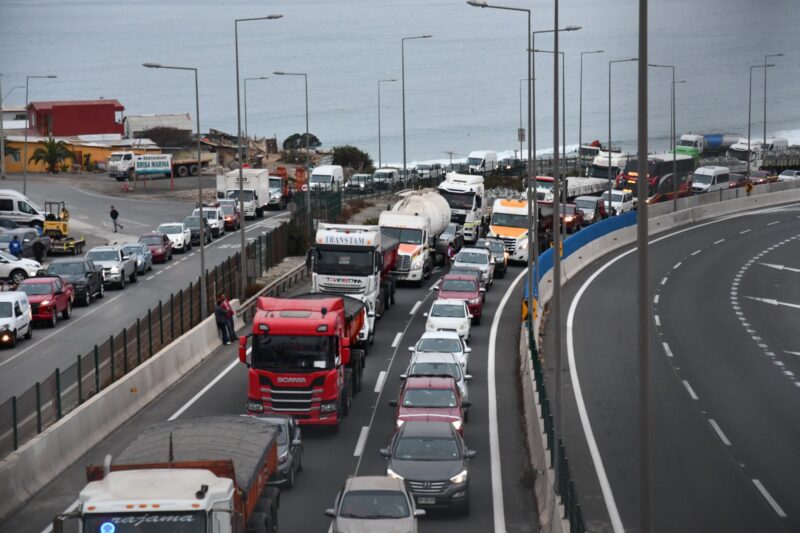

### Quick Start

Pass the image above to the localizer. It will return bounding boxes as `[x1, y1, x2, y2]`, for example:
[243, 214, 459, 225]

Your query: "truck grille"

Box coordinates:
[258, 375, 324, 412]
[396, 255, 411, 272]
[501, 238, 517, 253]
[406, 480, 450, 494]
[319, 284, 364, 295]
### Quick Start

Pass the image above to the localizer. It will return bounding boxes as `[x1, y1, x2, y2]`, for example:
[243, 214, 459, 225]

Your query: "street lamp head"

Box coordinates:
[421, 34, 432, 38]
[46, 75, 57, 79]
[273, 71, 285, 75]
[266, 14, 283, 20]
[466, 0, 488, 7]
[565, 25, 582, 31]
[142, 63, 162, 69]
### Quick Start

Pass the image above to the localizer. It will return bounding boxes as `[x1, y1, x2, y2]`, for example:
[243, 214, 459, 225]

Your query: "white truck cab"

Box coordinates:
[438, 173, 485, 243]
[309, 165, 344, 190]
[487, 199, 530, 262]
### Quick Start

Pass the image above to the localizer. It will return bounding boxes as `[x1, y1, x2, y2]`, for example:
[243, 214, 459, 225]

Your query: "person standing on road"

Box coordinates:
[446, 242, 456, 268]
[215, 296, 230, 345]
[9, 235, 22, 259]
[110, 205, 123, 233]
[220, 293, 236, 341]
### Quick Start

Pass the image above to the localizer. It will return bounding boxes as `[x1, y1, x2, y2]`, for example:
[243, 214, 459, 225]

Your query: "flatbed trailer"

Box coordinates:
[48, 236, 86, 255]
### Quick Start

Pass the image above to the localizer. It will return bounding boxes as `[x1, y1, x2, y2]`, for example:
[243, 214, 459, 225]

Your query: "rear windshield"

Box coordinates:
[441, 279, 478, 292]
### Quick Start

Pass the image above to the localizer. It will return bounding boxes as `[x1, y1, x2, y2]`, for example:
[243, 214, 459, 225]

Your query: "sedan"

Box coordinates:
[390, 376, 470, 433]
[574, 195, 608, 225]
[475, 238, 508, 278]
[218, 201, 241, 231]
[182, 216, 213, 245]
[560, 204, 584, 234]
[452, 248, 494, 290]
[121, 243, 153, 274]
[410, 331, 472, 373]
[436, 274, 484, 324]
[138, 233, 173, 263]
[253, 414, 303, 488]
[424, 297, 472, 340]
[46, 258, 104, 306]
[402, 351, 471, 405]
[325, 476, 423, 533]
[381, 421, 474, 514]
[778, 169, 800, 181]
[157, 222, 192, 253]
[18, 276, 74, 327]
[0, 250, 42, 285]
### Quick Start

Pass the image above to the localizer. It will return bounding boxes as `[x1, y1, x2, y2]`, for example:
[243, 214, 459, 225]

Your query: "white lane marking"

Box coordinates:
[660, 276, 668, 286]
[168, 353, 243, 421]
[487, 267, 526, 533]
[155, 270, 164, 275]
[739, 229, 751, 235]
[145, 275, 154, 281]
[713, 238, 725, 245]
[353, 426, 370, 457]
[682, 380, 699, 400]
[409, 300, 422, 315]
[785, 351, 800, 357]
[374, 370, 387, 393]
[673, 261, 682, 270]
[0, 294, 123, 370]
[662, 342, 673, 358]
[691, 249, 702, 256]
[165, 265, 173, 270]
[708, 419, 731, 446]
[759, 262, 800, 273]
[744, 296, 800, 310]
[390, 332, 403, 348]
[654, 315, 661, 327]
[752, 479, 787, 518]
[653, 294, 660, 305]
[767, 221, 779, 226]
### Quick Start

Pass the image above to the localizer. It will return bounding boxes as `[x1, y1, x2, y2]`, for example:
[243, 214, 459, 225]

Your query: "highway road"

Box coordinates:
[1, 264, 539, 533]
[543, 203, 800, 532]
[0, 177, 290, 403]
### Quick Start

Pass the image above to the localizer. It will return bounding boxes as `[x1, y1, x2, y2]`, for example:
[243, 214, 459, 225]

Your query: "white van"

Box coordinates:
[0, 190, 46, 227]
[373, 168, 400, 190]
[691, 166, 730, 194]
[467, 151, 498, 174]
[0, 291, 33, 347]
[309, 165, 344, 190]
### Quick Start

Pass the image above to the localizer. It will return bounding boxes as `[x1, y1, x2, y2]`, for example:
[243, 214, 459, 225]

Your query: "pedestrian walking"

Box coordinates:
[9, 235, 22, 259]
[220, 293, 236, 340]
[110, 205, 123, 233]
[215, 296, 230, 345]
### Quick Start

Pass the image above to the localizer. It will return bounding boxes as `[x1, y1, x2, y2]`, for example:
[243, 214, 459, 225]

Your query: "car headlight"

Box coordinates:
[110, 267, 120, 274]
[452, 420, 463, 431]
[40, 299, 51, 307]
[517, 237, 529, 250]
[411, 254, 423, 269]
[450, 470, 468, 484]
[136, 257, 143, 265]
[468, 297, 481, 305]
[387, 468, 404, 481]
[279, 450, 289, 464]
[321, 402, 337, 413]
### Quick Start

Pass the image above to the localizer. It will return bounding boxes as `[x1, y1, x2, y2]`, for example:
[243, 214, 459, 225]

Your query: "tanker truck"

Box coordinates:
[676, 133, 740, 160]
[379, 190, 451, 286]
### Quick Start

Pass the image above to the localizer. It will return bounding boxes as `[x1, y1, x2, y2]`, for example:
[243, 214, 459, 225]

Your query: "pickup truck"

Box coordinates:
[85, 245, 137, 289]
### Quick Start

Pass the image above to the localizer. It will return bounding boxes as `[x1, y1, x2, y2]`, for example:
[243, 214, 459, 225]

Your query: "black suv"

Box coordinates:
[45, 258, 104, 306]
[380, 421, 474, 514]
[182, 216, 212, 245]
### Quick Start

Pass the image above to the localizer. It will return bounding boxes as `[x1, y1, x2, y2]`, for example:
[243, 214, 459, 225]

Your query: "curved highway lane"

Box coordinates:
[548, 203, 800, 532]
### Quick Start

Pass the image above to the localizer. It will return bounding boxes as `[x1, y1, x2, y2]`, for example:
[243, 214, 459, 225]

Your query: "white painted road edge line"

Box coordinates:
[752, 479, 787, 518]
[662, 342, 674, 358]
[682, 380, 699, 400]
[713, 238, 725, 245]
[353, 426, 369, 457]
[374, 370, 387, 393]
[409, 300, 422, 315]
[767, 221, 779, 226]
[739, 229, 751, 235]
[390, 332, 403, 348]
[707, 419, 731, 446]
[691, 249, 702, 255]
[487, 267, 526, 533]
[168, 350, 246, 421]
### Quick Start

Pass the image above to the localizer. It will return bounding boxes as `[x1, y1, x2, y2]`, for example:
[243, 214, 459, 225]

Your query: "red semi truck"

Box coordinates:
[241, 294, 367, 430]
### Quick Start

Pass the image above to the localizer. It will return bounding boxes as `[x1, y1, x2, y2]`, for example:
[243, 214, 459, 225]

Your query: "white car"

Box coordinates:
[777, 169, 800, 181]
[452, 248, 494, 289]
[600, 190, 636, 215]
[192, 207, 225, 237]
[156, 222, 192, 253]
[0, 250, 43, 284]
[0, 291, 33, 347]
[402, 351, 471, 403]
[423, 299, 472, 341]
[410, 331, 472, 372]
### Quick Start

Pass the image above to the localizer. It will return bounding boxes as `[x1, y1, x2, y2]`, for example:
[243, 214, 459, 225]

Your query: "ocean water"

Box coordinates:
[1, 0, 798, 164]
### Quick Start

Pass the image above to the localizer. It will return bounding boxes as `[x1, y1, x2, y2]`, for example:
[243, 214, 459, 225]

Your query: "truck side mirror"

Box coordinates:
[238, 336, 249, 367]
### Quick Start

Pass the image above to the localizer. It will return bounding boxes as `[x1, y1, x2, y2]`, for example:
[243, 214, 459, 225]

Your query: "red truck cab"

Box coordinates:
[18, 276, 74, 326]
[241, 295, 366, 429]
[389, 376, 469, 434]
[436, 273, 484, 325]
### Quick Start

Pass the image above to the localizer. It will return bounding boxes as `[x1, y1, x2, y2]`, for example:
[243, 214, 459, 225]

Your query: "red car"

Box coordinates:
[560, 204, 584, 234]
[389, 376, 470, 434]
[216, 200, 241, 231]
[436, 273, 484, 324]
[139, 233, 173, 263]
[18, 276, 74, 327]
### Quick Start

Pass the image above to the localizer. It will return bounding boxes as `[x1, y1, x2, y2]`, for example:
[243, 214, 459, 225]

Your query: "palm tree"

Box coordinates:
[28, 137, 75, 173]
[2, 137, 19, 160]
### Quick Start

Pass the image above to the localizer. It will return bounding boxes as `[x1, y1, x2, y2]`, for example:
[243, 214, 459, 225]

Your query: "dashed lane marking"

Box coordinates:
[662, 342, 673, 358]
[673, 261, 682, 270]
[767, 221, 779, 226]
[653, 294, 660, 305]
[713, 238, 725, 245]
[739, 229, 751, 235]
[752, 479, 787, 518]
[409, 300, 422, 315]
[661, 276, 668, 286]
[654, 315, 661, 327]
[708, 419, 731, 446]
[374, 371, 387, 393]
[145, 275, 154, 281]
[353, 426, 370, 457]
[691, 249, 702, 256]
[391, 332, 403, 349]
[682, 380, 699, 400]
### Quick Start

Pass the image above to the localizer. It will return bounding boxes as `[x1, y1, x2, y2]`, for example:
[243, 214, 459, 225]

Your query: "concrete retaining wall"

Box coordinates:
[522, 186, 800, 532]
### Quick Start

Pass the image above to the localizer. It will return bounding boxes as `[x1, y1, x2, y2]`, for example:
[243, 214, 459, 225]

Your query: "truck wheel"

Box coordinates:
[189, 164, 199, 176]
[177, 165, 189, 177]
[127, 168, 134, 180]
[256, 207, 264, 218]
[390, 278, 397, 305]
[130, 270, 137, 283]
[247, 512, 268, 533]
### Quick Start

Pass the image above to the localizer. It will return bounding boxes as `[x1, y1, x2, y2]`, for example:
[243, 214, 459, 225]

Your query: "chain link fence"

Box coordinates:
[0, 223, 289, 459]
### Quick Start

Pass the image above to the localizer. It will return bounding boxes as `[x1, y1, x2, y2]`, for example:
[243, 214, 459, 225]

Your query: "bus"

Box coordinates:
[615, 153, 695, 204]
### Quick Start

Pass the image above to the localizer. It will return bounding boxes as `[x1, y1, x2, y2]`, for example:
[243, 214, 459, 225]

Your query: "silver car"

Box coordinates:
[121, 243, 153, 274]
[402, 351, 471, 408]
[325, 476, 423, 533]
[254, 414, 303, 488]
[452, 247, 494, 289]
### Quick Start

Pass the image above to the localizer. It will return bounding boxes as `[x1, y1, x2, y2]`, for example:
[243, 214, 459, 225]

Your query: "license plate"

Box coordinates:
[417, 497, 435, 505]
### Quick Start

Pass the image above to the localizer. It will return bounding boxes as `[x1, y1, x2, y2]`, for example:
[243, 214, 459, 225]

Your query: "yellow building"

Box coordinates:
[2, 137, 159, 173]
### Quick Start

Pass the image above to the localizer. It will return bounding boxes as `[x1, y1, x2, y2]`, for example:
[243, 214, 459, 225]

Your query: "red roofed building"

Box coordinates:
[28, 99, 124, 137]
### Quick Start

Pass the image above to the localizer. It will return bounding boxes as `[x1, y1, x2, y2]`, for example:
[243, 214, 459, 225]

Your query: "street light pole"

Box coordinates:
[763, 53, 783, 145]
[401, 34, 432, 189]
[378, 79, 396, 169]
[143, 63, 208, 318]
[23, 74, 57, 195]
[235, 14, 282, 301]
[608, 59, 638, 216]
[579, 50, 604, 158]
[749, 64, 774, 180]
[244, 76, 268, 139]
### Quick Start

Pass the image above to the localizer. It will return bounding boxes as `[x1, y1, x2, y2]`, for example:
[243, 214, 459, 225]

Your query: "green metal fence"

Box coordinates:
[0, 223, 288, 459]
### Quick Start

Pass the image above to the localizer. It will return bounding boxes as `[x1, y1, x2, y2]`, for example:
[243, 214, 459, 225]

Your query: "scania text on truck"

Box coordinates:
[379, 191, 450, 285]
[52, 415, 280, 533]
[217, 169, 288, 218]
[307, 223, 398, 344]
[615, 153, 696, 204]
[438, 173, 486, 242]
[487, 198, 553, 262]
[241, 294, 367, 429]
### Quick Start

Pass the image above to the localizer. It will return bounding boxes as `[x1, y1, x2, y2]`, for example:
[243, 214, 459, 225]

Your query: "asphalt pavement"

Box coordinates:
[543, 203, 800, 532]
[1, 264, 539, 533]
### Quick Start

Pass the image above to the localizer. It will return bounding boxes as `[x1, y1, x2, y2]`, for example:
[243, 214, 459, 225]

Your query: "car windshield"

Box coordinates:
[157, 225, 183, 235]
[183, 217, 201, 228]
[339, 490, 410, 519]
[221, 205, 235, 215]
[477, 240, 504, 253]
[416, 337, 462, 353]
[313, 247, 374, 276]
[381, 227, 423, 245]
[402, 388, 457, 408]
[19, 283, 51, 295]
[692, 173, 714, 186]
[83, 512, 206, 532]
[310, 174, 332, 184]
[0, 251, 20, 262]
[440, 279, 478, 292]
[443, 223, 459, 236]
[536, 180, 554, 191]
[456, 251, 488, 265]
[226, 190, 255, 201]
[600, 191, 624, 203]
[490, 212, 528, 228]
[574, 198, 596, 210]
[109, 154, 124, 162]
[47, 262, 85, 275]
[269, 178, 283, 189]
[430, 304, 465, 318]
[121, 245, 141, 256]
[409, 362, 461, 380]
[394, 435, 460, 461]
[0, 302, 12, 318]
[252, 334, 336, 372]
[588, 165, 618, 178]
[140, 235, 162, 246]
[438, 190, 475, 210]
[87, 250, 119, 262]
